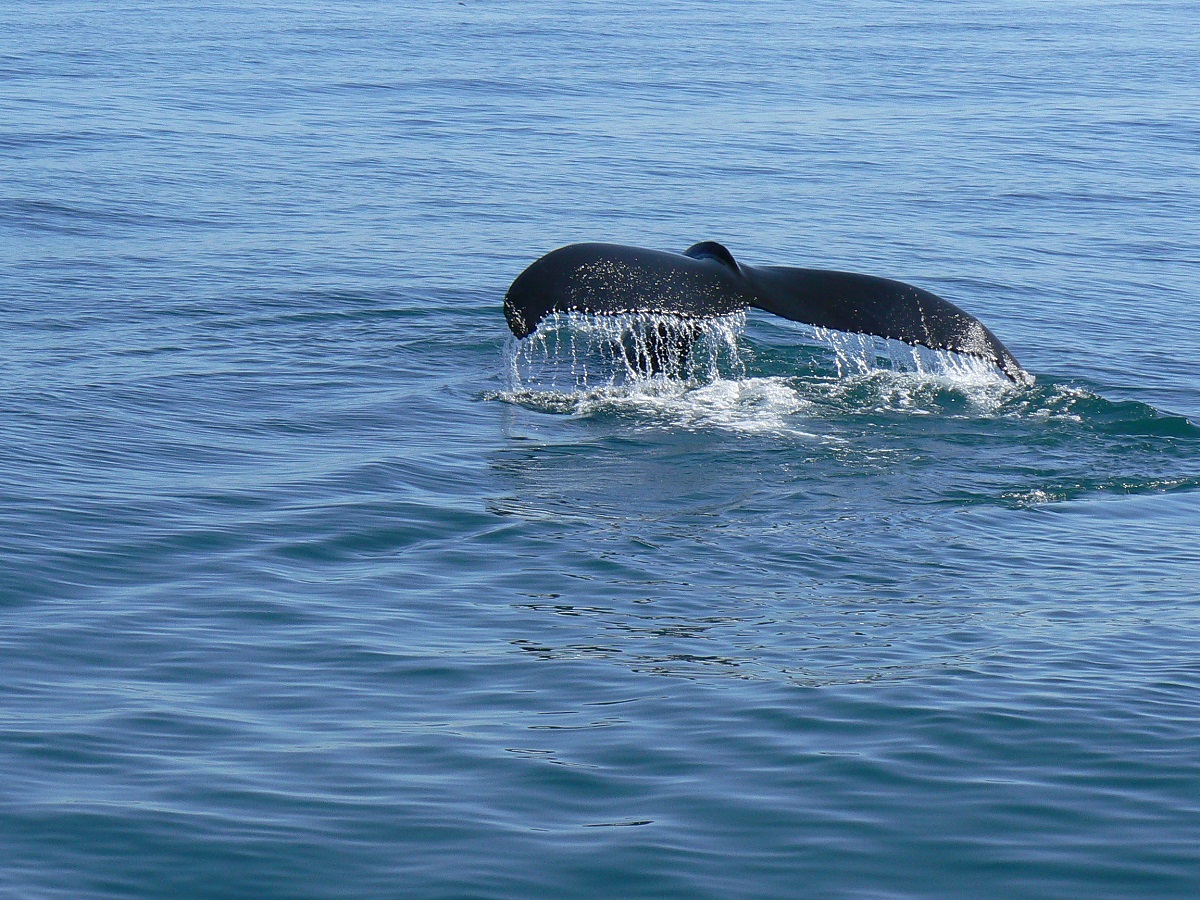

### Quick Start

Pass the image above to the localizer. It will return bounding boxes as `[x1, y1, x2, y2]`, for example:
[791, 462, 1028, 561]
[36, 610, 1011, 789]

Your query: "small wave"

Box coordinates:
[992, 475, 1200, 507]
[1003, 382, 1200, 438]
[1001, 488, 1068, 507]
[789, 369, 1021, 419]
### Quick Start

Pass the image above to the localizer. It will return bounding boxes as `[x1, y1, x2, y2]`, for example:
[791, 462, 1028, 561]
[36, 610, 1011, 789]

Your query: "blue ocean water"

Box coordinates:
[3, 1, 1200, 896]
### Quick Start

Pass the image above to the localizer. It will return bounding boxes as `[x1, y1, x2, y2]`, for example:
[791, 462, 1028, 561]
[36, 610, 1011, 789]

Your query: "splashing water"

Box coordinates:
[505, 312, 1016, 393]
[803, 325, 1017, 384]
[505, 311, 747, 392]
[500, 311, 824, 434]
[497, 311, 1040, 433]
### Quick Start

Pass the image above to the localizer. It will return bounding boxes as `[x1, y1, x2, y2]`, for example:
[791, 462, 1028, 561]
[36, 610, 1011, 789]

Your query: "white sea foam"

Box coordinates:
[501, 375, 818, 436]
[590, 376, 816, 434]
[1002, 488, 1066, 507]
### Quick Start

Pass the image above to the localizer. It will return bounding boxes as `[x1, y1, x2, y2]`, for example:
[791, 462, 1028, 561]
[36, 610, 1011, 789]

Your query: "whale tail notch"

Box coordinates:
[683, 241, 741, 274]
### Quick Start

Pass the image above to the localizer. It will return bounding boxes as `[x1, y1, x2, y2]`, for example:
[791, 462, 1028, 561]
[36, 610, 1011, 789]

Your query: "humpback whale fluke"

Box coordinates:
[503, 242, 1029, 384]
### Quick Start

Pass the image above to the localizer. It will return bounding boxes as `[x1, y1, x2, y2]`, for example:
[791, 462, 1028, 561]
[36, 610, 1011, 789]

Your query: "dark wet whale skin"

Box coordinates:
[504, 242, 1028, 383]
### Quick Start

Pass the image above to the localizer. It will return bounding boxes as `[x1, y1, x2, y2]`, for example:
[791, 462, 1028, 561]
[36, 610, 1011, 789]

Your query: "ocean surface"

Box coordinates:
[3, 1, 1200, 896]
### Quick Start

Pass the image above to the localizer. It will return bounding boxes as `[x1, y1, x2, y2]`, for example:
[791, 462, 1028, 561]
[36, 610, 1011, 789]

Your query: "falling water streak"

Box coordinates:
[505, 312, 1012, 397]
[506, 311, 748, 392]
[806, 325, 1012, 384]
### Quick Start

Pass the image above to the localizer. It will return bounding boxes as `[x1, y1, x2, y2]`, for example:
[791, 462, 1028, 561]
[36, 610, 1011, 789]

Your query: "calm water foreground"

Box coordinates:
[3, 1, 1200, 897]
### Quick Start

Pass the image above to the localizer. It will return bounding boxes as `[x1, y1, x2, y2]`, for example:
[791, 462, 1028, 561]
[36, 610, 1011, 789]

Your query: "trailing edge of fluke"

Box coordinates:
[503, 242, 1029, 384]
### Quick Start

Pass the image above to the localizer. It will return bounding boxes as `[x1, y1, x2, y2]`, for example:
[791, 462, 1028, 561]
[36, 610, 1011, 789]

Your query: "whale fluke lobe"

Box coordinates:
[503, 242, 751, 339]
[504, 242, 1028, 383]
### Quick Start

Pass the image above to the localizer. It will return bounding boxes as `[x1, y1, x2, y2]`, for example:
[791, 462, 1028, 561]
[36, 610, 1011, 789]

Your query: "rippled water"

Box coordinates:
[4, 1, 1200, 897]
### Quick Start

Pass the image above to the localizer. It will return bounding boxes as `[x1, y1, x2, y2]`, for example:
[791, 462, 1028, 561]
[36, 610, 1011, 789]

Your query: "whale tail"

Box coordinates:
[504, 242, 1029, 384]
